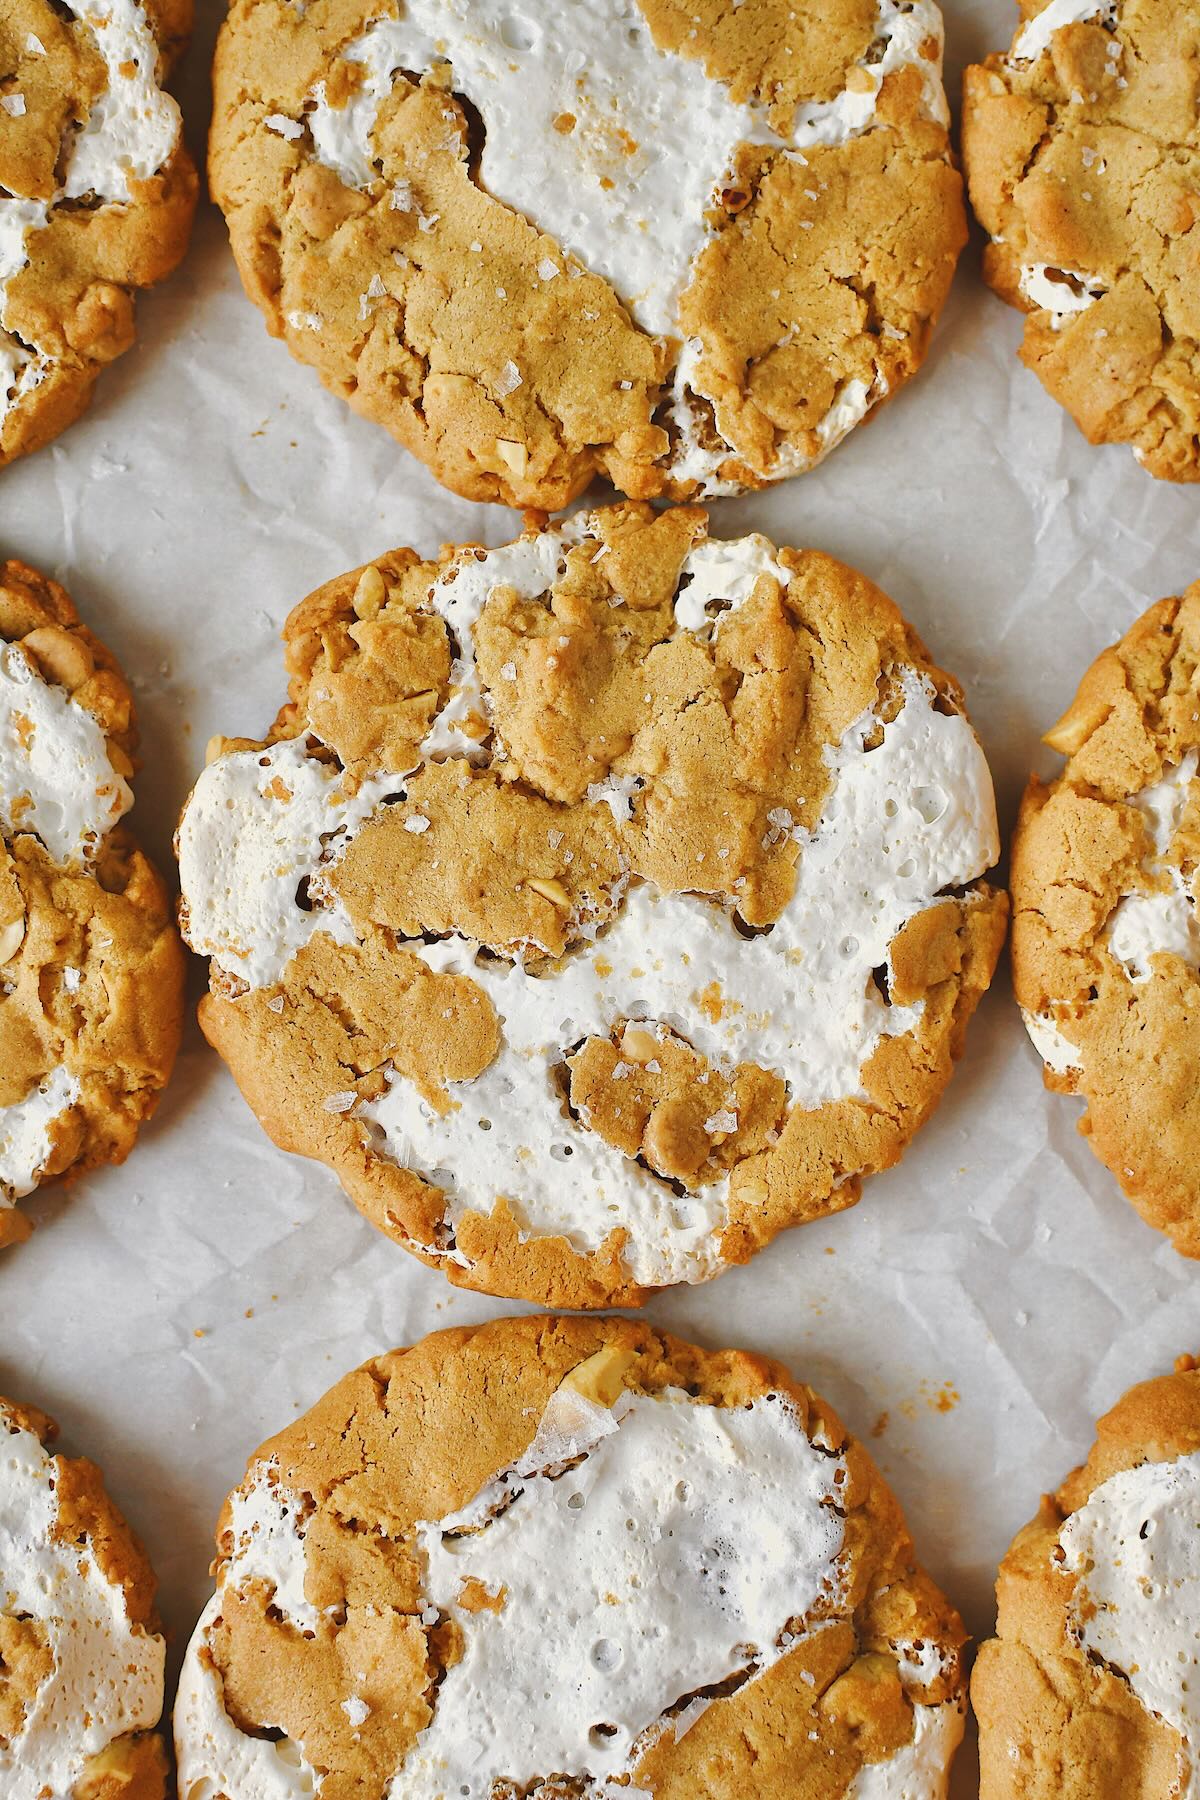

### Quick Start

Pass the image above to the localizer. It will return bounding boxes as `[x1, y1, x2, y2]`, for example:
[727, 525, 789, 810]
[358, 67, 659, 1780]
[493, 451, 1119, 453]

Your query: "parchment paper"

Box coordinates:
[2, 3, 1198, 1791]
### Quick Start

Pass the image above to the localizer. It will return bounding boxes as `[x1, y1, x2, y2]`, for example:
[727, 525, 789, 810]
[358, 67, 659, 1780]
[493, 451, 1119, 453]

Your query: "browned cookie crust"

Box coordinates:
[974, 1359, 1200, 1800]
[208, 0, 965, 509]
[0, 1395, 168, 1799]
[1011, 583, 1200, 1256]
[0, 0, 197, 466]
[0, 560, 185, 1246]
[964, 0, 1200, 481]
[175, 1315, 968, 1800]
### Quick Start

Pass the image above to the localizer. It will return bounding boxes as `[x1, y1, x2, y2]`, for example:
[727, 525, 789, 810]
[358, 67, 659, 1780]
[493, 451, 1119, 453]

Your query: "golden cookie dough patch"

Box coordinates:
[175, 1315, 968, 1800]
[176, 502, 1005, 1309]
[0, 1395, 168, 1799]
[963, 0, 1200, 481]
[1011, 582, 1200, 1256]
[975, 1357, 1200, 1800]
[0, 559, 185, 1247]
[209, 0, 965, 509]
[0, 0, 197, 467]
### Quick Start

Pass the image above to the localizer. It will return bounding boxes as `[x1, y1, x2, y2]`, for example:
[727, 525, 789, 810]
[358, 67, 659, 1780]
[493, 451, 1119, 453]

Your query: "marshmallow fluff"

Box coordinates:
[1018, 263, 1107, 330]
[1011, 0, 1118, 63]
[178, 526, 999, 1288]
[0, 1065, 81, 1204]
[298, 0, 950, 487]
[0, 0, 182, 423]
[1106, 755, 1200, 981]
[403, 1388, 845, 1793]
[177, 740, 404, 991]
[849, 1703, 964, 1799]
[0, 1405, 165, 1800]
[0, 639, 132, 863]
[1059, 1451, 1200, 1794]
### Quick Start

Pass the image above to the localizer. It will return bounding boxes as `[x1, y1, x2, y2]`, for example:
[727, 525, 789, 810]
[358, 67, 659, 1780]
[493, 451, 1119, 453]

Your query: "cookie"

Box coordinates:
[208, 0, 965, 510]
[963, 0, 1200, 482]
[175, 1314, 968, 1800]
[0, 559, 185, 1246]
[0, 0, 197, 466]
[175, 502, 1006, 1308]
[0, 1394, 168, 1799]
[974, 1357, 1200, 1799]
[1011, 584, 1200, 1255]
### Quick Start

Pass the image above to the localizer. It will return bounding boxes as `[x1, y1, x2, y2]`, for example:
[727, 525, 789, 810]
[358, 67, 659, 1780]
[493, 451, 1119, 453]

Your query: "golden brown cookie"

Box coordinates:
[174, 1315, 968, 1800]
[0, 0, 197, 466]
[175, 502, 1006, 1308]
[963, 0, 1200, 482]
[0, 1394, 168, 1799]
[208, 0, 965, 510]
[1012, 583, 1200, 1256]
[974, 1357, 1200, 1800]
[0, 559, 185, 1247]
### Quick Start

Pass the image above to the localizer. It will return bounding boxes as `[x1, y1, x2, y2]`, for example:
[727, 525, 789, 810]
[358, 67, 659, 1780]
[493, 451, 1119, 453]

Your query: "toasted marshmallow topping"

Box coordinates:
[1011, 0, 1118, 64]
[176, 740, 403, 991]
[403, 1386, 845, 1793]
[0, 1404, 165, 1800]
[0, 0, 182, 424]
[1019, 263, 1107, 329]
[1059, 1451, 1200, 1795]
[178, 526, 998, 1287]
[0, 1065, 81, 1204]
[294, 0, 948, 486]
[1020, 1007, 1082, 1076]
[0, 639, 131, 863]
[1107, 754, 1200, 981]
[849, 1700, 964, 1797]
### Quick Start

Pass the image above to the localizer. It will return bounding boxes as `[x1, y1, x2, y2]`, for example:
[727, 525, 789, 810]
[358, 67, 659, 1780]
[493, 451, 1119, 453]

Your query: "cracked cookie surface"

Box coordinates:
[0, 559, 185, 1247]
[208, 0, 965, 510]
[0, 0, 197, 466]
[175, 501, 1005, 1309]
[963, 0, 1200, 481]
[174, 1314, 968, 1800]
[1012, 583, 1200, 1256]
[0, 1394, 167, 1800]
[974, 1357, 1200, 1800]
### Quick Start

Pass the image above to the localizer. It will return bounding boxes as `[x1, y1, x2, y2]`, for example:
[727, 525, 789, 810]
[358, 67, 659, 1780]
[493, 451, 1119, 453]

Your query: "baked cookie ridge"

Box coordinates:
[175, 1317, 968, 1799]
[176, 505, 1005, 1307]
[210, 0, 965, 506]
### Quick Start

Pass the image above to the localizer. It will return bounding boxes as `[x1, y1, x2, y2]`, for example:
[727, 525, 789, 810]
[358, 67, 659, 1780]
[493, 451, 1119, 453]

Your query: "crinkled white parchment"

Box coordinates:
[1, 5, 1199, 1793]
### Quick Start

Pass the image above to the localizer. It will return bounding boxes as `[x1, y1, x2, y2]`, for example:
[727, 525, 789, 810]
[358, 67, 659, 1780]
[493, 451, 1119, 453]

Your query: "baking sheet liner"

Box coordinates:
[2, 3, 1198, 1790]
